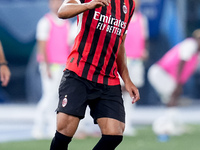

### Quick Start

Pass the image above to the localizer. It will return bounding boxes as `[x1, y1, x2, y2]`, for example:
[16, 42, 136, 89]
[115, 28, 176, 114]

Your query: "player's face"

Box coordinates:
[49, 0, 63, 14]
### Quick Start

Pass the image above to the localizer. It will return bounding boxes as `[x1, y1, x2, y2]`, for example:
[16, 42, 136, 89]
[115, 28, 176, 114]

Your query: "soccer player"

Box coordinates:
[148, 29, 200, 107]
[32, 0, 72, 139]
[50, 0, 140, 150]
[0, 41, 11, 87]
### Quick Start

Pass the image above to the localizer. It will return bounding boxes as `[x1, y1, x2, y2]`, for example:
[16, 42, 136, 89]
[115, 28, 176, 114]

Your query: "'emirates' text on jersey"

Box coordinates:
[66, 0, 135, 85]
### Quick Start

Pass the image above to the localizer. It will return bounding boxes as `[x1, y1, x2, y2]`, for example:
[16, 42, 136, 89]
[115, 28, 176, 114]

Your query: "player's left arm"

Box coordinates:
[117, 34, 140, 104]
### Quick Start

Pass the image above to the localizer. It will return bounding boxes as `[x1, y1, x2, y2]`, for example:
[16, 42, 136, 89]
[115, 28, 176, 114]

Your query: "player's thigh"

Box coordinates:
[97, 118, 125, 135]
[57, 112, 80, 137]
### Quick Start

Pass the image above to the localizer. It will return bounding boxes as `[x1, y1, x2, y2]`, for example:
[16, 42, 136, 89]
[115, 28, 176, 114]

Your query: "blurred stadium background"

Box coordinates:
[0, 0, 200, 147]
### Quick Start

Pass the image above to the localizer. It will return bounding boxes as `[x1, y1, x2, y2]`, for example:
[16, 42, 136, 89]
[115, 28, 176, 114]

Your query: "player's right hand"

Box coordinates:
[86, 0, 111, 9]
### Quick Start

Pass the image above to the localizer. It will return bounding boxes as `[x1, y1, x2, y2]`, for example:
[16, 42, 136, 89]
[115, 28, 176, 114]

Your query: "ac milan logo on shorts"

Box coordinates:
[123, 4, 127, 14]
[62, 95, 68, 107]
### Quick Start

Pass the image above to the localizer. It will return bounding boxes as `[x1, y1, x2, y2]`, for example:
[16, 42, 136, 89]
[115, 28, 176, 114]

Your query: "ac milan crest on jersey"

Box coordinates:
[123, 3, 128, 14]
[62, 95, 68, 107]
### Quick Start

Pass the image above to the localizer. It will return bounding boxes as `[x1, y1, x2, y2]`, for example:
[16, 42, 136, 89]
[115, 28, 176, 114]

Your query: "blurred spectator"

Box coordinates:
[121, 0, 149, 136]
[32, 0, 72, 139]
[148, 29, 200, 107]
[0, 41, 11, 87]
[149, 29, 200, 140]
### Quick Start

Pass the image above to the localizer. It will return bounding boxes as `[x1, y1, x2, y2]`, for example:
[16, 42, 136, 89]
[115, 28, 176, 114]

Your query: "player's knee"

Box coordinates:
[56, 123, 77, 137]
[113, 123, 125, 135]
[98, 118, 125, 135]
[56, 113, 80, 137]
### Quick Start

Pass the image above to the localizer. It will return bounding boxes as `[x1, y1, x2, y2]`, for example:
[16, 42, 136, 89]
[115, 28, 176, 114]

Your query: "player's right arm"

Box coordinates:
[117, 35, 140, 104]
[58, 0, 110, 19]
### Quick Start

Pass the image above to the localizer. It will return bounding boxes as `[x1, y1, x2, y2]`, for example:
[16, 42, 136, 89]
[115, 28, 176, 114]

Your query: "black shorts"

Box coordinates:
[57, 70, 125, 124]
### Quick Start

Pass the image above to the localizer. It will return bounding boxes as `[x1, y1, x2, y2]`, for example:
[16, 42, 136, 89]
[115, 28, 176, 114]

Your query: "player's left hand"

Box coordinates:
[125, 81, 140, 104]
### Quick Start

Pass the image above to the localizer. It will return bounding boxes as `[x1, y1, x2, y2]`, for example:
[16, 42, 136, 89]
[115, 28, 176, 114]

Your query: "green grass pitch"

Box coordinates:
[0, 125, 199, 150]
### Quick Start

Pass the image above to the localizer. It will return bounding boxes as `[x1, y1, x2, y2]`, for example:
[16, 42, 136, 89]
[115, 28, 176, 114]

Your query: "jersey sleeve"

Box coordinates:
[125, 1, 135, 35]
[36, 17, 50, 41]
[178, 38, 198, 61]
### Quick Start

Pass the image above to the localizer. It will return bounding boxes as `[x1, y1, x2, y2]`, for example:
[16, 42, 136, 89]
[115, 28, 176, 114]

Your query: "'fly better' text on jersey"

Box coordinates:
[94, 11, 127, 36]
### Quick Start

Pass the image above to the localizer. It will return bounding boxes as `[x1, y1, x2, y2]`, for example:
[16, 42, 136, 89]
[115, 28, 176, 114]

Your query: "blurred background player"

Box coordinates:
[148, 29, 200, 138]
[148, 29, 200, 107]
[121, 0, 149, 136]
[0, 40, 11, 87]
[32, 0, 72, 139]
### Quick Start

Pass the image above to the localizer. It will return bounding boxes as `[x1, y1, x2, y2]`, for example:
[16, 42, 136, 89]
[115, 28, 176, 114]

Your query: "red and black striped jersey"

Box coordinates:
[65, 0, 135, 85]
